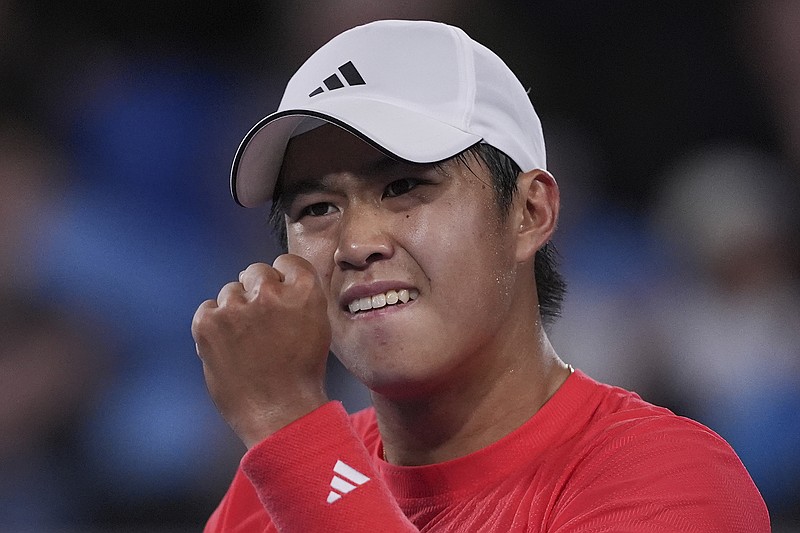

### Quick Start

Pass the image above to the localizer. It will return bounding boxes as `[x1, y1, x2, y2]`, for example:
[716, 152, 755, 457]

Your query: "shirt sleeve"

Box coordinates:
[238, 401, 418, 533]
[547, 415, 771, 533]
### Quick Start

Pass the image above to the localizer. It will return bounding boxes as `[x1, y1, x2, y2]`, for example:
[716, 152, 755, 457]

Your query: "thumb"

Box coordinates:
[272, 253, 319, 285]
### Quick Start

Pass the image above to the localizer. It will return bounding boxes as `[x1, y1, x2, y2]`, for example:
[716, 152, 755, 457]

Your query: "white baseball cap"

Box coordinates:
[231, 19, 547, 207]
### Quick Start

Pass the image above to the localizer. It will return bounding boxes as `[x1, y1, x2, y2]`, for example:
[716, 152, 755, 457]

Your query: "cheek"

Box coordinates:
[403, 210, 516, 316]
[405, 198, 509, 266]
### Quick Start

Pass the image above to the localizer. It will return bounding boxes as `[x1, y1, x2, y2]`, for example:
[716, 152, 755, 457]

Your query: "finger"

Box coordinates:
[191, 299, 217, 349]
[239, 262, 283, 292]
[272, 254, 318, 285]
[217, 280, 246, 306]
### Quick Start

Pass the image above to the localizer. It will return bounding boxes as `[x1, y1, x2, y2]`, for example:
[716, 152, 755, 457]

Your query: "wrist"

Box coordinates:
[237, 394, 330, 449]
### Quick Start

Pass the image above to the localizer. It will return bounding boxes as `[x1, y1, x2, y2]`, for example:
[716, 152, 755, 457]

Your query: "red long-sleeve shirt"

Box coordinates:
[205, 370, 770, 532]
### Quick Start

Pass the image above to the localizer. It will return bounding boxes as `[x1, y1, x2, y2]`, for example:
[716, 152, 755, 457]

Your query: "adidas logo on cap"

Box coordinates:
[309, 61, 366, 97]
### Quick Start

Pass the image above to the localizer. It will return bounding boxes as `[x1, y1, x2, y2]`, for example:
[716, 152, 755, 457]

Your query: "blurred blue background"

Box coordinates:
[1, 1, 798, 531]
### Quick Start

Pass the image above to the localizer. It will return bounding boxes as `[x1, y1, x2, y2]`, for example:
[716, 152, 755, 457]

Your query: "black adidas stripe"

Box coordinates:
[338, 61, 365, 86]
[324, 74, 344, 90]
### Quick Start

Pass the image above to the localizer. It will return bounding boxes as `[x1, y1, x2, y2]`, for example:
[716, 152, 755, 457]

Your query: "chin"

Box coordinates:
[339, 352, 456, 400]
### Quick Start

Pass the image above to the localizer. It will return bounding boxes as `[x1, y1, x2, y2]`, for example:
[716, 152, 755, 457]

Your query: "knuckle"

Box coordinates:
[191, 301, 216, 338]
[242, 262, 266, 278]
[274, 253, 305, 274]
[251, 275, 279, 300]
[222, 280, 242, 293]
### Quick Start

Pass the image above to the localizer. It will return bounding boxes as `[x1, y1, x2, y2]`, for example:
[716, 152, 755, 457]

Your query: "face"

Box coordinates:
[281, 125, 527, 398]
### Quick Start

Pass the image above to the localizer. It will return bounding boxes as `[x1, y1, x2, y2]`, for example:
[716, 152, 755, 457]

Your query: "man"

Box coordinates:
[192, 20, 769, 532]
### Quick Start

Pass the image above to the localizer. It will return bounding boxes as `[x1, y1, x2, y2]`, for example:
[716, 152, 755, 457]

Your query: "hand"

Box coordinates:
[191, 255, 332, 448]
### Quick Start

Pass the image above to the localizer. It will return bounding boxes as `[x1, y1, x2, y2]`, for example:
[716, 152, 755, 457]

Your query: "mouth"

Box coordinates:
[346, 289, 419, 315]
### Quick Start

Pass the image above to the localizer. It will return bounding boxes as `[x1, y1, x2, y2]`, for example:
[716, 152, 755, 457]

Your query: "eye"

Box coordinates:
[383, 178, 420, 198]
[299, 202, 337, 218]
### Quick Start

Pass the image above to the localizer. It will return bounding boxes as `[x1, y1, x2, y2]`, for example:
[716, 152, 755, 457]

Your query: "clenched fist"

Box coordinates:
[191, 255, 332, 449]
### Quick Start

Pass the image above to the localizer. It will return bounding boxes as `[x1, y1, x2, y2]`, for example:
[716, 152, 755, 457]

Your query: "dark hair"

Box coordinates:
[268, 142, 566, 327]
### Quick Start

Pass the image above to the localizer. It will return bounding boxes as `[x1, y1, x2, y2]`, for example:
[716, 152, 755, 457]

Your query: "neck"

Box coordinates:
[371, 325, 570, 466]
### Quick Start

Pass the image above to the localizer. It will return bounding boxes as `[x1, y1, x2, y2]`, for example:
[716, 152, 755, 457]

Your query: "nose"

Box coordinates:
[333, 204, 394, 270]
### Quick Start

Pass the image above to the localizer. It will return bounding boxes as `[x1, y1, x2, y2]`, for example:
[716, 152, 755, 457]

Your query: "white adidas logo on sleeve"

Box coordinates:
[327, 460, 371, 504]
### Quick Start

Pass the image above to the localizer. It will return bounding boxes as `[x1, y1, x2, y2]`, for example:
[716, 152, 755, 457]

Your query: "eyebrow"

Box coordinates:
[278, 176, 334, 207]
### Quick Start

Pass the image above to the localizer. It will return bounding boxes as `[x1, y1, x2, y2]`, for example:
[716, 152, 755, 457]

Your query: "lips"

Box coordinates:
[347, 288, 419, 314]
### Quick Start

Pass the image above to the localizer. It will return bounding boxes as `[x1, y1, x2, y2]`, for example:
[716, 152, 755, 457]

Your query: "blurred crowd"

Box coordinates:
[1, 1, 798, 531]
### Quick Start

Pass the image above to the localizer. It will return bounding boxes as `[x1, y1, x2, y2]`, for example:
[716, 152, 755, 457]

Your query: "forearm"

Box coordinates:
[241, 402, 417, 533]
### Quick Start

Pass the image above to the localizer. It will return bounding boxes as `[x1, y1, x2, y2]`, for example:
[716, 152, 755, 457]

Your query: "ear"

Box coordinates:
[513, 169, 559, 263]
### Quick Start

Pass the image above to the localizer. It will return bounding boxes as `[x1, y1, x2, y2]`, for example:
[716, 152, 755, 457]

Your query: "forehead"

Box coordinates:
[281, 124, 392, 186]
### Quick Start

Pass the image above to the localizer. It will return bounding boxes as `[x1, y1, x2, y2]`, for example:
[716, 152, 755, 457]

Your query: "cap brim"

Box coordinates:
[231, 97, 482, 207]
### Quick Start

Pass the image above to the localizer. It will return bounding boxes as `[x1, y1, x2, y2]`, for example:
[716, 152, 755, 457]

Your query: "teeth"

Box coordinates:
[348, 289, 418, 314]
[372, 294, 386, 308]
